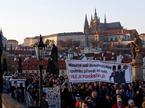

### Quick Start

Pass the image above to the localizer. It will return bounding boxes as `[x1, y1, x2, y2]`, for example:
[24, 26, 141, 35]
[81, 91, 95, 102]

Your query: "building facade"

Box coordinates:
[23, 32, 85, 47]
[43, 32, 85, 47]
[23, 37, 39, 46]
[6, 39, 18, 50]
[84, 9, 138, 48]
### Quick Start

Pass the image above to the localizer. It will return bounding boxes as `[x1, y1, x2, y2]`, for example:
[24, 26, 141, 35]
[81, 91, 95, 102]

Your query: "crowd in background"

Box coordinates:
[3, 72, 145, 108]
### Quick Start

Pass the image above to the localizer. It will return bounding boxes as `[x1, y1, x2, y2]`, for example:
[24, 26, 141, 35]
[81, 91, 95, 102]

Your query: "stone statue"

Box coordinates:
[131, 35, 142, 59]
[131, 35, 143, 81]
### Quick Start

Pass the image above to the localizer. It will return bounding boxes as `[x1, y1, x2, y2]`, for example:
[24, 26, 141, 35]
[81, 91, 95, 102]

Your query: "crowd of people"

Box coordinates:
[3, 72, 145, 108]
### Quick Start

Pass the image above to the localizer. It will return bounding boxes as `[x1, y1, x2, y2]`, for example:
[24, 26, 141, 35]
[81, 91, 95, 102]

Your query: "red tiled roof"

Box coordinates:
[96, 29, 138, 36]
[22, 58, 66, 70]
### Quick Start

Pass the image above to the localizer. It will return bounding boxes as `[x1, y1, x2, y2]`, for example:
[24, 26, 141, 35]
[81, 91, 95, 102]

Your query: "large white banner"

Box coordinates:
[43, 86, 61, 108]
[66, 60, 132, 83]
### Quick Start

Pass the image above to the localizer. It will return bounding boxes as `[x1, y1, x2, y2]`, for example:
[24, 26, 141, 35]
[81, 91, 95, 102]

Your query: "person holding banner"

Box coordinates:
[110, 65, 127, 84]
[120, 65, 128, 83]
[117, 65, 125, 84]
[109, 65, 120, 83]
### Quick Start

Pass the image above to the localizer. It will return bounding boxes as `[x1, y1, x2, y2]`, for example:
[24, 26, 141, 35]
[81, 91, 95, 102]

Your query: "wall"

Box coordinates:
[2, 93, 27, 108]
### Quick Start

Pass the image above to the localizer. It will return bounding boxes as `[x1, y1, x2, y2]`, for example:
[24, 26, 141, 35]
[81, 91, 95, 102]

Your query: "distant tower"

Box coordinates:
[94, 9, 98, 22]
[104, 14, 107, 24]
[84, 14, 89, 34]
[84, 15, 89, 48]
[94, 9, 100, 23]
[90, 15, 93, 27]
[93, 9, 100, 32]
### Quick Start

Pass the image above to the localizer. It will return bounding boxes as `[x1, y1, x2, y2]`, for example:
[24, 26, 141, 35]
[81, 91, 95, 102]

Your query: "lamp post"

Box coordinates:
[0, 31, 3, 108]
[34, 35, 46, 108]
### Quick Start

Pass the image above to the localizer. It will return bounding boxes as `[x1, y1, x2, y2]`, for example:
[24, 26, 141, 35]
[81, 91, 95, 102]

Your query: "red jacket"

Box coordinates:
[112, 103, 125, 108]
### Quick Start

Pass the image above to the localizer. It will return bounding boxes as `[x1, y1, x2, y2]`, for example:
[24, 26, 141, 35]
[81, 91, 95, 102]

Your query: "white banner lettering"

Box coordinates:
[66, 60, 132, 83]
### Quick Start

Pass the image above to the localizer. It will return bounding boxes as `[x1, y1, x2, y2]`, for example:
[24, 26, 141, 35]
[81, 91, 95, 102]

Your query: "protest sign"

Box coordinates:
[43, 86, 61, 108]
[3, 75, 12, 81]
[9, 79, 26, 87]
[66, 60, 132, 83]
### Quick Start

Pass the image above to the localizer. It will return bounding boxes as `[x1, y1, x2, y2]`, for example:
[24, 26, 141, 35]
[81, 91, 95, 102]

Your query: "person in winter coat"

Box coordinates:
[112, 98, 125, 108]
[81, 101, 89, 108]
[125, 99, 138, 108]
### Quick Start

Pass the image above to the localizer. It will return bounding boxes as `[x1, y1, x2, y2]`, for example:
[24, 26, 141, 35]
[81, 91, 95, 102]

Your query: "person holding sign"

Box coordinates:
[110, 65, 127, 83]
[120, 65, 128, 83]
[109, 65, 119, 83]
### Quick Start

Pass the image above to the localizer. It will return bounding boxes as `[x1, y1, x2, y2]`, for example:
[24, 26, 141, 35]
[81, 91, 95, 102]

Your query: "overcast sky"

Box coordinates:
[0, 0, 145, 44]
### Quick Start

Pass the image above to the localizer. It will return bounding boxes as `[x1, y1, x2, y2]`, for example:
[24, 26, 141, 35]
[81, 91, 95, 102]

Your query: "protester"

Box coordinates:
[126, 99, 138, 108]
[91, 91, 101, 108]
[112, 98, 125, 108]
[81, 101, 90, 108]
[4, 72, 145, 108]
[41, 93, 48, 108]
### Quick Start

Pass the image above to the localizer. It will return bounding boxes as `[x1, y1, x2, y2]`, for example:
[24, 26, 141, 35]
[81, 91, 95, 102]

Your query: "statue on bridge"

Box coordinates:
[130, 34, 143, 81]
[130, 35, 142, 60]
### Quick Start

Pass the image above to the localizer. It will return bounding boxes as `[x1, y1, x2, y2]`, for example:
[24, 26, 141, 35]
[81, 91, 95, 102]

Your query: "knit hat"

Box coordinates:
[85, 96, 92, 102]
[128, 99, 134, 105]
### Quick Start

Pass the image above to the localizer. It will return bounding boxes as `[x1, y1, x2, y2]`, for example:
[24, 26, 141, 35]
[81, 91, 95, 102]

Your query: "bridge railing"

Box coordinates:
[2, 93, 27, 108]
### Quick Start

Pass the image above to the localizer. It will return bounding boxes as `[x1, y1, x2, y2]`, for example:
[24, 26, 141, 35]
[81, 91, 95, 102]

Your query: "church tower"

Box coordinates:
[84, 14, 89, 34]
[90, 15, 93, 27]
[104, 14, 107, 24]
[91, 9, 100, 33]
[94, 9, 100, 23]
[94, 9, 98, 22]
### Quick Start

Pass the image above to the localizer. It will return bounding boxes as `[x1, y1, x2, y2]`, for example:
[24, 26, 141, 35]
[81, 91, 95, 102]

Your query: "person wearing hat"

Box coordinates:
[126, 99, 138, 108]
[91, 91, 101, 108]
[112, 98, 125, 108]
[81, 101, 89, 108]
[85, 96, 93, 108]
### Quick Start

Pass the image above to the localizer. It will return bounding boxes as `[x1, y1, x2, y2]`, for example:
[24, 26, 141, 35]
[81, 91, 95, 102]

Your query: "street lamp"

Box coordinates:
[34, 35, 46, 108]
[0, 31, 3, 108]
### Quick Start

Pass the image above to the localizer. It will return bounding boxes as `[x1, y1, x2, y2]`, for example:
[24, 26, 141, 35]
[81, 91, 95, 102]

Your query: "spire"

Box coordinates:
[104, 14, 107, 24]
[84, 14, 89, 34]
[94, 8, 97, 17]
[85, 14, 88, 25]
[94, 8, 97, 20]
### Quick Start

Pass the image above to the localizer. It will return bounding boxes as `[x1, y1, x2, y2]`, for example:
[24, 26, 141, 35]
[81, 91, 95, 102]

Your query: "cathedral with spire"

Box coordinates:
[84, 9, 123, 34]
[83, 9, 138, 50]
